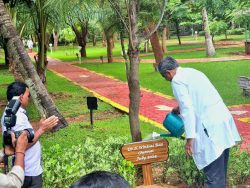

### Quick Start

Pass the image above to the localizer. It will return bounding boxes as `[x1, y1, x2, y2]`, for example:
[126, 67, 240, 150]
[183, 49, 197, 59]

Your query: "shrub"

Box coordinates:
[198, 31, 205, 36]
[163, 138, 204, 186]
[42, 136, 136, 188]
[227, 28, 245, 35]
[228, 146, 250, 186]
[163, 138, 250, 186]
[210, 21, 228, 36]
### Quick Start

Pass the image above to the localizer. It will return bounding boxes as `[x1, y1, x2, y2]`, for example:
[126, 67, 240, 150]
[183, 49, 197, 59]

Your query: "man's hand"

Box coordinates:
[172, 106, 180, 114]
[26, 115, 59, 149]
[15, 132, 29, 154]
[185, 138, 193, 157]
[14, 131, 28, 169]
[4, 132, 16, 156]
[38, 115, 59, 134]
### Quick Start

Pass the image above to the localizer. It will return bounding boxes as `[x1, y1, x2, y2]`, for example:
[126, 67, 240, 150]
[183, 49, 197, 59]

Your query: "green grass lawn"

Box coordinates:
[142, 46, 245, 59]
[77, 60, 250, 106]
[47, 34, 245, 62]
[48, 44, 124, 62]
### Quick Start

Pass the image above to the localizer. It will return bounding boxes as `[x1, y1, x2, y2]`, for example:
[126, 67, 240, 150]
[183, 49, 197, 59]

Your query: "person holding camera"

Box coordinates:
[1, 81, 59, 188]
[0, 131, 28, 188]
[158, 57, 241, 187]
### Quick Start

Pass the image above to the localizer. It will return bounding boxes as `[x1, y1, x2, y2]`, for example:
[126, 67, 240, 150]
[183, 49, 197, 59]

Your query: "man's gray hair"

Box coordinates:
[158, 57, 179, 75]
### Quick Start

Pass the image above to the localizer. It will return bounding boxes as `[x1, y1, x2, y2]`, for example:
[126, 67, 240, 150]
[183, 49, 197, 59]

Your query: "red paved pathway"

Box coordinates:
[45, 58, 250, 152]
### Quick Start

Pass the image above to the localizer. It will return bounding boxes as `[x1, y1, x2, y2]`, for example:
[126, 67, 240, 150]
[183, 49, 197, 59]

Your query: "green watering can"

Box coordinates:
[152, 112, 185, 139]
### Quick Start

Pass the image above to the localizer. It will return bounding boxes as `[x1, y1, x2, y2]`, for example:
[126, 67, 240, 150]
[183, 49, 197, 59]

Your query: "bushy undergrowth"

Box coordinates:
[42, 136, 136, 188]
[228, 146, 250, 185]
[163, 138, 250, 186]
[163, 138, 204, 186]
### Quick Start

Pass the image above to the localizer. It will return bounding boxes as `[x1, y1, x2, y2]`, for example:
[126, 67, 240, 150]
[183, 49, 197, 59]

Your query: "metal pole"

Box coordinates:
[90, 109, 93, 127]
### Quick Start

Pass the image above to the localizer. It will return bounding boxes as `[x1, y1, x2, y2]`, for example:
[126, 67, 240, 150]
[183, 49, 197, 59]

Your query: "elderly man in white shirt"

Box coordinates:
[158, 57, 241, 188]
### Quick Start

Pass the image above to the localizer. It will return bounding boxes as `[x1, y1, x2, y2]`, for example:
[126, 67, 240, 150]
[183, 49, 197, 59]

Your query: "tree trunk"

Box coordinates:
[107, 34, 113, 63]
[202, 7, 216, 57]
[120, 31, 129, 81]
[35, 1, 48, 84]
[148, 24, 164, 71]
[0, 0, 68, 130]
[175, 20, 181, 45]
[53, 30, 59, 50]
[3, 40, 9, 66]
[144, 40, 149, 53]
[162, 27, 167, 53]
[102, 32, 106, 47]
[166, 26, 170, 39]
[92, 35, 96, 46]
[127, 0, 142, 142]
[71, 24, 87, 58]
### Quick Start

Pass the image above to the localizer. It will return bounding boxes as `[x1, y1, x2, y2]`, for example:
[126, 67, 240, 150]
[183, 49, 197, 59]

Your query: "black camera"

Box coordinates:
[3, 97, 34, 147]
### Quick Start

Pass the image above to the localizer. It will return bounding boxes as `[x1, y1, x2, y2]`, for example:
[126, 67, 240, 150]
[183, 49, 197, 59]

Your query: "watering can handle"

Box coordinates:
[180, 136, 185, 140]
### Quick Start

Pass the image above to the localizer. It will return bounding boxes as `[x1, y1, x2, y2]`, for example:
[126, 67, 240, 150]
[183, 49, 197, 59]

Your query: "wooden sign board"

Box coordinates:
[121, 139, 169, 165]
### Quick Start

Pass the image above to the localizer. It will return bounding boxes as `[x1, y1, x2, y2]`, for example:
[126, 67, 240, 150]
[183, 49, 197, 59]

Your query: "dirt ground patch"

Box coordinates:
[66, 109, 124, 124]
[29, 109, 124, 131]
[0, 100, 6, 108]
[228, 51, 245, 56]
[49, 92, 73, 99]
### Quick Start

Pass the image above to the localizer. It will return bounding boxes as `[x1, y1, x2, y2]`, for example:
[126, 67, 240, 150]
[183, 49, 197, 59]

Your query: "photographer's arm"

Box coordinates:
[26, 115, 59, 149]
[0, 132, 28, 188]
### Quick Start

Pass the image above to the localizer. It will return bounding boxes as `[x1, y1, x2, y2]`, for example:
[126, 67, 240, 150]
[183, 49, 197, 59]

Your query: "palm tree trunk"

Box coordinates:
[202, 7, 216, 56]
[175, 20, 181, 45]
[162, 27, 167, 53]
[71, 25, 87, 58]
[0, 0, 68, 130]
[53, 31, 59, 50]
[3, 40, 10, 67]
[102, 32, 106, 47]
[144, 40, 149, 53]
[107, 35, 113, 63]
[92, 35, 96, 46]
[128, 0, 142, 142]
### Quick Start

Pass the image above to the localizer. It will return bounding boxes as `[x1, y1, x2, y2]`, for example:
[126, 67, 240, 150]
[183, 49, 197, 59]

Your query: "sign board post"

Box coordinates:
[87, 97, 98, 127]
[121, 139, 169, 186]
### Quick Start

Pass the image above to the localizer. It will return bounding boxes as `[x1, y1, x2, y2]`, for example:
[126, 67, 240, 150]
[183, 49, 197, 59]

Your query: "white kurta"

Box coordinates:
[171, 67, 241, 170]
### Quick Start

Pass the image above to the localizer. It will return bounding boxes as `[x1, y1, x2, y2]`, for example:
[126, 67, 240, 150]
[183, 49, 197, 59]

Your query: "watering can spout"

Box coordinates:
[152, 132, 161, 139]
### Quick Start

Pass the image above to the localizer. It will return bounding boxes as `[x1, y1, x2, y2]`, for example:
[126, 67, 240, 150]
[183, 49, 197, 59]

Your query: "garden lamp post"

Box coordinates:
[78, 46, 82, 64]
[49, 43, 53, 54]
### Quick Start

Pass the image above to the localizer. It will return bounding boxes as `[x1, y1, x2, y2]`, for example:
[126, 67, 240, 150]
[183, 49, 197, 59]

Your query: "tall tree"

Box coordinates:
[108, 0, 166, 141]
[140, 0, 166, 70]
[193, 0, 224, 56]
[99, 2, 120, 63]
[63, 0, 97, 58]
[127, 0, 141, 141]
[202, 7, 215, 56]
[166, 0, 190, 45]
[0, 0, 68, 130]
[27, 0, 62, 83]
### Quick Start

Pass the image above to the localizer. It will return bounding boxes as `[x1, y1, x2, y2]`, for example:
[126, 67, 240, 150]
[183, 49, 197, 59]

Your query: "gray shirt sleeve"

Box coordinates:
[0, 165, 24, 188]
